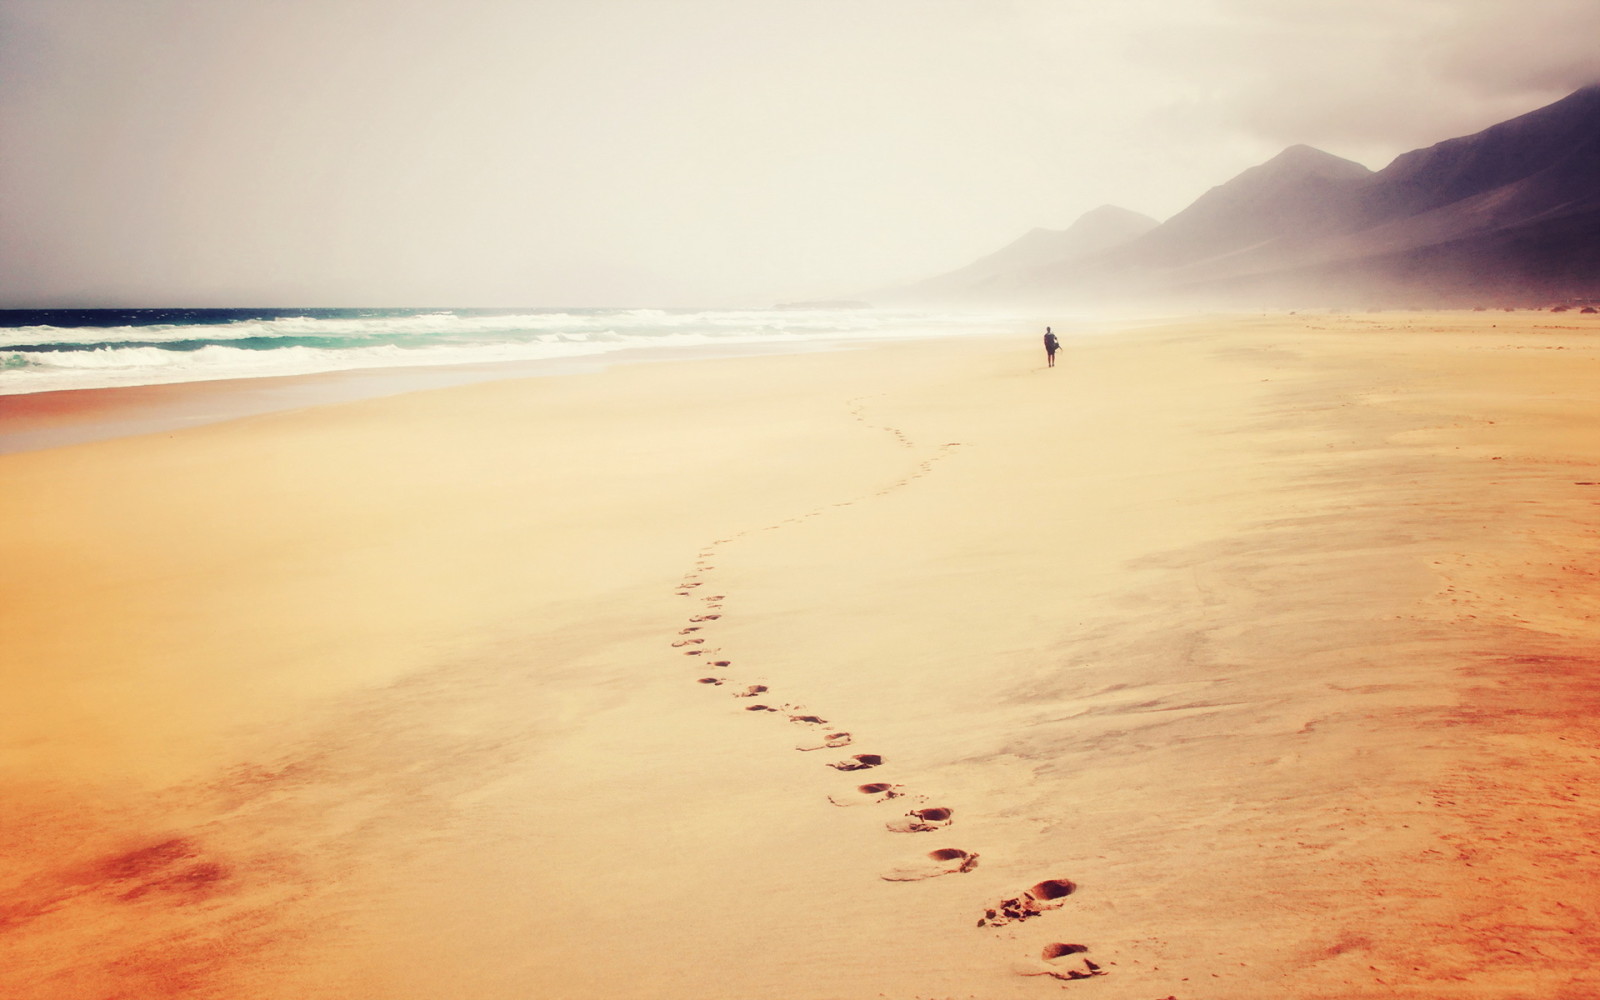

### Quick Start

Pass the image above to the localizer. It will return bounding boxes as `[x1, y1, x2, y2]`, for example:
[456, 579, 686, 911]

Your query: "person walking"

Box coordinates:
[1043, 327, 1060, 367]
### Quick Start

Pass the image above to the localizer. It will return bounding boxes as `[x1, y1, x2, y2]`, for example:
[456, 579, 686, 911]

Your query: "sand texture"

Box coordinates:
[2, 312, 1598, 999]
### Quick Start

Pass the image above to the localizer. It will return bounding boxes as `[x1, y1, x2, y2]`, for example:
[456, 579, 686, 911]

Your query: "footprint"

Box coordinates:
[796, 732, 852, 751]
[710, 660, 732, 668]
[880, 848, 980, 881]
[672, 638, 704, 647]
[697, 677, 725, 686]
[744, 704, 780, 713]
[827, 782, 905, 806]
[788, 713, 828, 725]
[678, 627, 702, 635]
[689, 614, 722, 623]
[977, 879, 1077, 927]
[733, 684, 768, 698]
[1042, 943, 1091, 960]
[1013, 943, 1106, 982]
[887, 806, 953, 833]
[679, 581, 702, 589]
[827, 753, 883, 771]
[88, 838, 230, 902]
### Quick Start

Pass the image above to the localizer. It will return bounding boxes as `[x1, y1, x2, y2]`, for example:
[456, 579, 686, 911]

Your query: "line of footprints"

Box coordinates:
[672, 544, 1106, 982]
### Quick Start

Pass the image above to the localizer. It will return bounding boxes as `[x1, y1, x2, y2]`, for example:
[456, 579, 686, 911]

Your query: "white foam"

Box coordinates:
[0, 307, 1022, 394]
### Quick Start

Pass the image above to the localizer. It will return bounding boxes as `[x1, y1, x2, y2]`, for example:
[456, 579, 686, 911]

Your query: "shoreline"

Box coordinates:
[0, 335, 896, 455]
[2, 312, 1597, 998]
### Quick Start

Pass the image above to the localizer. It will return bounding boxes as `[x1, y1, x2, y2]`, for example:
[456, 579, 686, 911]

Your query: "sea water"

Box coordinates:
[0, 306, 1019, 396]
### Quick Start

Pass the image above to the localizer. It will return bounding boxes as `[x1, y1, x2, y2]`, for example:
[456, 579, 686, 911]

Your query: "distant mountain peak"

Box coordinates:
[1253, 144, 1374, 181]
[1059, 204, 1161, 240]
[1127, 145, 1375, 266]
[884, 204, 1157, 303]
[886, 85, 1600, 307]
[1076, 203, 1157, 222]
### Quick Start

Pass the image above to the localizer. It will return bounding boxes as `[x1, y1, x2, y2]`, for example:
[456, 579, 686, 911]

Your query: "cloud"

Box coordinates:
[1433, 0, 1600, 95]
[1135, 0, 1600, 165]
[1, 0, 1596, 305]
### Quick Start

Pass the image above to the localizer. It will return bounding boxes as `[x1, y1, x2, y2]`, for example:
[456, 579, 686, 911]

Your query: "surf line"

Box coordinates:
[664, 394, 1104, 982]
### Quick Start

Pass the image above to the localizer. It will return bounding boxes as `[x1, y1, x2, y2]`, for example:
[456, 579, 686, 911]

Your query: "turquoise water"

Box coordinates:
[0, 306, 1018, 395]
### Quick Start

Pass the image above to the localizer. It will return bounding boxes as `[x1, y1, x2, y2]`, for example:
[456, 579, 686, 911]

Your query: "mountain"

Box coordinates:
[1113, 145, 1374, 268]
[885, 205, 1157, 303]
[1358, 84, 1600, 226]
[1313, 83, 1600, 301]
[900, 85, 1600, 307]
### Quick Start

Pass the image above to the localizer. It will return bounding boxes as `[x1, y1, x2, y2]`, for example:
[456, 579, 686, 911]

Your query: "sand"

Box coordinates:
[2, 312, 1597, 999]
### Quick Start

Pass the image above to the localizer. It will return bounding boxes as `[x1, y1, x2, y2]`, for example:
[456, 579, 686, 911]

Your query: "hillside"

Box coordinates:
[885, 205, 1157, 304]
[898, 85, 1600, 307]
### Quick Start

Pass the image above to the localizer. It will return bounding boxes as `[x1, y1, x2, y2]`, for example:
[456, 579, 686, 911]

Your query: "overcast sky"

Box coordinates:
[2, 0, 1597, 307]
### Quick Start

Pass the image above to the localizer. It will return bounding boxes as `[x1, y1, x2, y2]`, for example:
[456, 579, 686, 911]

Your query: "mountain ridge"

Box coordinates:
[894, 85, 1600, 307]
[891, 204, 1158, 302]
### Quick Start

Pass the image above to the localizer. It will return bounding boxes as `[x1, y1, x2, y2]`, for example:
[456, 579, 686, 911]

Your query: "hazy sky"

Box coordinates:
[2, 0, 1597, 307]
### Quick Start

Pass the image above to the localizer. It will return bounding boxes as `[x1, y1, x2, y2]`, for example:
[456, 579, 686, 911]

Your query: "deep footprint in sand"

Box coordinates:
[689, 614, 722, 623]
[788, 713, 828, 725]
[1013, 943, 1107, 982]
[880, 848, 979, 882]
[672, 638, 704, 647]
[744, 704, 780, 713]
[697, 677, 725, 686]
[796, 732, 852, 751]
[887, 806, 953, 833]
[828, 782, 904, 806]
[733, 684, 768, 698]
[827, 753, 883, 771]
[977, 878, 1077, 927]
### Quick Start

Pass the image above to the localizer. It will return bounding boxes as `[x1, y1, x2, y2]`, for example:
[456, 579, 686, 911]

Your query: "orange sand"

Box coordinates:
[1, 312, 1597, 999]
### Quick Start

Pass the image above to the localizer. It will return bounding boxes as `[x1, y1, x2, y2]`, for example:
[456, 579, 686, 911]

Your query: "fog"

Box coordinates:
[1, 0, 1596, 307]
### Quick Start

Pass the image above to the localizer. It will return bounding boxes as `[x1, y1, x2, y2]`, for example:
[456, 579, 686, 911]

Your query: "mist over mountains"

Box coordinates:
[891, 86, 1600, 308]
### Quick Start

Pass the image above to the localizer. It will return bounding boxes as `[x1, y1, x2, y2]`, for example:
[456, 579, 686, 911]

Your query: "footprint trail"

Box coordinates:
[663, 394, 1096, 984]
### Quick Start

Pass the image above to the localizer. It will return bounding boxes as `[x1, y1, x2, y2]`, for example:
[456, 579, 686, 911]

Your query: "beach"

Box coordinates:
[2, 312, 1597, 999]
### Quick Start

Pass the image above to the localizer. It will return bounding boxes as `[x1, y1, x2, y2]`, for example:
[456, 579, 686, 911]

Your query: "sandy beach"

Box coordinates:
[2, 312, 1597, 999]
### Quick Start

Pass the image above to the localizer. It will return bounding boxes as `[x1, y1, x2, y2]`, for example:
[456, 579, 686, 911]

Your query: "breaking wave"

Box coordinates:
[0, 306, 1016, 394]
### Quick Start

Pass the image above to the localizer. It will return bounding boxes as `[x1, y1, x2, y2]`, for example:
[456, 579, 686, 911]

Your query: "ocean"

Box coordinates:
[0, 306, 1019, 396]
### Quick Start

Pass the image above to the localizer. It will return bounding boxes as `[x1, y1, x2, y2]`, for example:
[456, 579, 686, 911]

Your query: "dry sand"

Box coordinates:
[2, 312, 1597, 999]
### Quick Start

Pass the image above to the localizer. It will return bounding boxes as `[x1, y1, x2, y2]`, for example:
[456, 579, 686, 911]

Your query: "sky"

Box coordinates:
[1, 0, 1597, 308]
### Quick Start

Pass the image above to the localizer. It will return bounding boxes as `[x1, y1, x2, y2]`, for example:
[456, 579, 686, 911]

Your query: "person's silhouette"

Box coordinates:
[1043, 327, 1059, 367]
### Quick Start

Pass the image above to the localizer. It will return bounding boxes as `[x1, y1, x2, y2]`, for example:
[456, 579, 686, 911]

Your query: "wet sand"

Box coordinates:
[0, 338, 851, 455]
[2, 312, 1597, 999]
